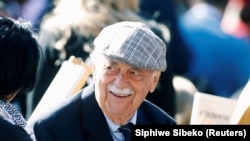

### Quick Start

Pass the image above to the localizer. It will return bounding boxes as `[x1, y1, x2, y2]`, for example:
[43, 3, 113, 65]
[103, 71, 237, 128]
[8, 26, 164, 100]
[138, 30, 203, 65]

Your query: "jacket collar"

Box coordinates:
[80, 83, 114, 141]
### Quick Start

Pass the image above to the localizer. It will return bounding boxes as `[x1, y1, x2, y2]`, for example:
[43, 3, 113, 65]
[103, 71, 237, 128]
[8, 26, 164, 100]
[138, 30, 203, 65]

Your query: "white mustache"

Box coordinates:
[108, 84, 134, 96]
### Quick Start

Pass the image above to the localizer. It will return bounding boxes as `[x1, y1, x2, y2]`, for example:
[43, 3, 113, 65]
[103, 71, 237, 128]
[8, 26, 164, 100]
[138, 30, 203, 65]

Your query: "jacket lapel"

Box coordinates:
[136, 108, 150, 125]
[80, 84, 114, 141]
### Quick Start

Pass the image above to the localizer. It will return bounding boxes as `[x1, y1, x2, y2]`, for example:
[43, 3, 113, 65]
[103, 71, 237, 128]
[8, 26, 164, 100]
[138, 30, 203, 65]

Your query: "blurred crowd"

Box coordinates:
[1, 0, 250, 125]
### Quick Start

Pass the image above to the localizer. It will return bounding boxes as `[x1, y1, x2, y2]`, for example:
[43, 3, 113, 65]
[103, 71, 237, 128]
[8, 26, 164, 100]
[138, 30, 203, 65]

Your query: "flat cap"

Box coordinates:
[94, 21, 167, 71]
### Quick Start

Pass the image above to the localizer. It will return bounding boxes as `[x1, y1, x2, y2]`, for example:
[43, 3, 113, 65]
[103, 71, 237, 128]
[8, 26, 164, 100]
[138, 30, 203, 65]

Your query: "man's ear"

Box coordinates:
[149, 72, 161, 93]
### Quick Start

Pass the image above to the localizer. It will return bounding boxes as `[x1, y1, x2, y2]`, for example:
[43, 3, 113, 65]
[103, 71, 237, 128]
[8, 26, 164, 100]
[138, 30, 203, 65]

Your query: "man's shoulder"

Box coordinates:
[0, 117, 32, 141]
[140, 100, 176, 125]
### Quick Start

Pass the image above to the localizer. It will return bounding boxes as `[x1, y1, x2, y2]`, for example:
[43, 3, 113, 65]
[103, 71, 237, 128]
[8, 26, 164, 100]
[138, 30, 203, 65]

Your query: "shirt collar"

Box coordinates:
[104, 110, 137, 133]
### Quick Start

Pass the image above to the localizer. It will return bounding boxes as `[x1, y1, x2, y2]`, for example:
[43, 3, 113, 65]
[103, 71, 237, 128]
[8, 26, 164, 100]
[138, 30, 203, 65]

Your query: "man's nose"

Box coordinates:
[113, 71, 130, 87]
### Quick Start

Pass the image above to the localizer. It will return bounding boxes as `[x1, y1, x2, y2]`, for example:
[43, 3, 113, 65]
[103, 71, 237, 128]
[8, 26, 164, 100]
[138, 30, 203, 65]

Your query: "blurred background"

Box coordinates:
[1, 0, 249, 125]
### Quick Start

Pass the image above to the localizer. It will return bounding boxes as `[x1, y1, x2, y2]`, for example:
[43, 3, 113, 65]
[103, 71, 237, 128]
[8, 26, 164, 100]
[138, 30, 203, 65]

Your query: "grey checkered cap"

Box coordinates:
[94, 21, 167, 72]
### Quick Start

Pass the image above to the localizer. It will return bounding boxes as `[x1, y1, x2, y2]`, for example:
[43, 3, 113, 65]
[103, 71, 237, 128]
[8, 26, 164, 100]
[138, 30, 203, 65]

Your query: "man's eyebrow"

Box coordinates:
[110, 60, 118, 65]
[130, 67, 141, 70]
[106, 57, 142, 70]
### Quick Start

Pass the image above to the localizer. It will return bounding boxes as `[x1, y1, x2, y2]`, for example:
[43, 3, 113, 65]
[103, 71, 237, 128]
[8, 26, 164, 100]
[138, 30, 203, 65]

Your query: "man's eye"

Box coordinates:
[106, 66, 113, 70]
[105, 66, 118, 74]
[130, 70, 143, 80]
[130, 71, 139, 76]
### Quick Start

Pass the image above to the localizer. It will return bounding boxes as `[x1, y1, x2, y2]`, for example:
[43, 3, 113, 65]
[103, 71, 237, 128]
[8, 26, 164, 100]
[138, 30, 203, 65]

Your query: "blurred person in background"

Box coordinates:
[179, 0, 250, 98]
[138, 0, 195, 118]
[138, 0, 192, 75]
[0, 16, 41, 141]
[2, 0, 52, 29]
[0, 1, 10, 17]
[0, 0, 53, 118]
[221, 0, 250, 41]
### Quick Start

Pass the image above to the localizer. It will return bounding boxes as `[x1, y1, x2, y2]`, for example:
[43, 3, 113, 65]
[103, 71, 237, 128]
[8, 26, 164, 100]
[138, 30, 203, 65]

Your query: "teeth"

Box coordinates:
[114, 93, 131, 97]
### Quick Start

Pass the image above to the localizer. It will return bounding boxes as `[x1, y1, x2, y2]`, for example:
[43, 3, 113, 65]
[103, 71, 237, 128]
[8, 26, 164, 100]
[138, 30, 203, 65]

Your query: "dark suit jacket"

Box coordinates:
[0, 117, 32, 141]
[33, 84, 176, 141]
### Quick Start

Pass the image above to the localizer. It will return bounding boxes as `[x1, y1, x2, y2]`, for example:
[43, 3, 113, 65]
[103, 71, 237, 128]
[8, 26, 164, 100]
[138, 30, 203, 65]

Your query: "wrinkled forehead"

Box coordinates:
[101, 54, 143, 70]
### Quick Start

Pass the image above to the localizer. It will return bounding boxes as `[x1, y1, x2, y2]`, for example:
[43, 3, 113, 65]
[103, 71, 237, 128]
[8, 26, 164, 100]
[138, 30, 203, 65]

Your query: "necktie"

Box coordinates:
[119, 123, 132, 141]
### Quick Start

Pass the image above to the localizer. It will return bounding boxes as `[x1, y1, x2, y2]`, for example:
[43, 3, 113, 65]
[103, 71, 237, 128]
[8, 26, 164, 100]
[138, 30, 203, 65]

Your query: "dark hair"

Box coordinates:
[0, 17, 42, 98]
[205, 0, 228, 10]
[240, 4, 250, 25]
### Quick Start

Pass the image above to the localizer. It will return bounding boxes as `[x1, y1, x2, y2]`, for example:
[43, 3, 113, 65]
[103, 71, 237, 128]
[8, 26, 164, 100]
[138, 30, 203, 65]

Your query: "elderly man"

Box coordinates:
[32, 21, 176, 141]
